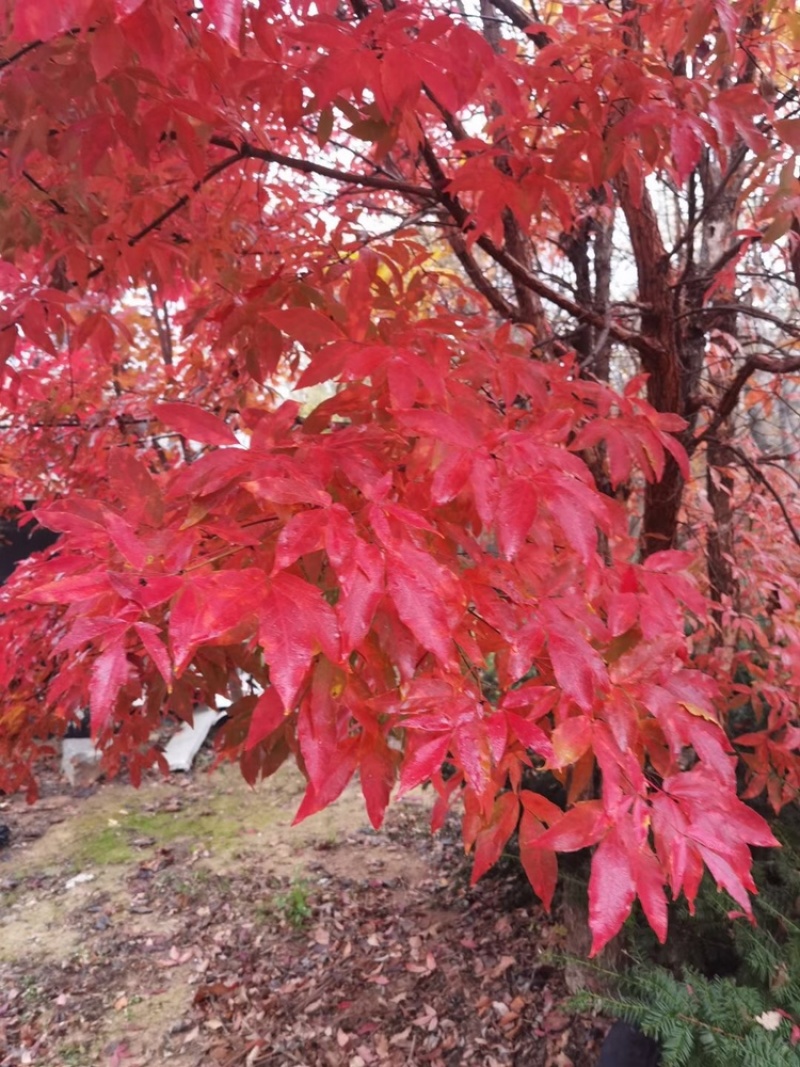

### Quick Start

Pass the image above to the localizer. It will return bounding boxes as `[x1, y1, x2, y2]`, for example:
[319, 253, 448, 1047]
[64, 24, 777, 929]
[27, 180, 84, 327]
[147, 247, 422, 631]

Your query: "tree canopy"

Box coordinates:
[1, 0, 800, 953]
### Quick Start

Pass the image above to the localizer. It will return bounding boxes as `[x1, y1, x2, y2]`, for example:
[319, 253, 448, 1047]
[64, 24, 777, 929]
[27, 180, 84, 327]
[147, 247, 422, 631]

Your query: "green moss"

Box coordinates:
[74, 806, 243, 867]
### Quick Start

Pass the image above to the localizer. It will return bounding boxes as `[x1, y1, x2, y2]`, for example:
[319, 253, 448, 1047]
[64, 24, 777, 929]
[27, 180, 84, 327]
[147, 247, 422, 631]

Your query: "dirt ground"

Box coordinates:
[0, 752, 607, 1067]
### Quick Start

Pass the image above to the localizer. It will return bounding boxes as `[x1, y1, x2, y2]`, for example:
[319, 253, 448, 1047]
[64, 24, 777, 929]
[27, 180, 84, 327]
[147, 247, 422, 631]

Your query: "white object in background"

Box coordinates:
[163, 707, 227, 772]
[61, 737, 101, 786]
[65, 871, 95, 890]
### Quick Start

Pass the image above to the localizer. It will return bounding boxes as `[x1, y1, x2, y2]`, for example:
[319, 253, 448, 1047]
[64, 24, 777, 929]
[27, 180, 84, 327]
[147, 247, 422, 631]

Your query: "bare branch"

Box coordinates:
[691, 353, 800, 452]
[719, 440, 800, 548]
[447, 228, 522, 323]
[0, 39, 43, 70]
[210, 136, 434, 200]
[681, 302, 800, 339]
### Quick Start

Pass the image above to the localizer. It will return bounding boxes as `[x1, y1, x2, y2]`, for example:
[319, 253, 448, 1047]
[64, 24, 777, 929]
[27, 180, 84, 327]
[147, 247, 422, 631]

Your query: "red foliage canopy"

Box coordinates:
[1, 0, 800, 953]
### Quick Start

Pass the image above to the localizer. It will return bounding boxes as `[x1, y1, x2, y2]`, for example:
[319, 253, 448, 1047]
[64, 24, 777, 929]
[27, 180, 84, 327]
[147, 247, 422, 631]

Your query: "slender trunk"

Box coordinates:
[614, 171, 685, 556]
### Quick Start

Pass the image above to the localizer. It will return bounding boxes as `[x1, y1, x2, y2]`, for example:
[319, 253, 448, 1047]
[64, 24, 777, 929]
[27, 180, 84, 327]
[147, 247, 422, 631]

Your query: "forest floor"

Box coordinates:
[0, 751, 607, 1067]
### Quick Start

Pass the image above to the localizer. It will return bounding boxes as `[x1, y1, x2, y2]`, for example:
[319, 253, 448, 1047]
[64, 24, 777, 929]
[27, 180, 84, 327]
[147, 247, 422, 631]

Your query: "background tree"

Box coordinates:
[1, 0, 800, 954]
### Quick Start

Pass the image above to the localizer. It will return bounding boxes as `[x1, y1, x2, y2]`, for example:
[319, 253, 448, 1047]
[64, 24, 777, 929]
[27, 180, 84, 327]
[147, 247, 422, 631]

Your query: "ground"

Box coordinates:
[0, 753, 606, 1067]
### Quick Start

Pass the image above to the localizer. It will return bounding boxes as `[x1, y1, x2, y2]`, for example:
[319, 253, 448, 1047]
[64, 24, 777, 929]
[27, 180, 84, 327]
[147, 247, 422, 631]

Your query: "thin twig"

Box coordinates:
[209, 136, 433, 200]
[0, 39, 43, 70]
[715, 439, 800, 548]
[87, 150, 245, 280]
[0, 149, 67, 215]
[691, 352, 800, 452]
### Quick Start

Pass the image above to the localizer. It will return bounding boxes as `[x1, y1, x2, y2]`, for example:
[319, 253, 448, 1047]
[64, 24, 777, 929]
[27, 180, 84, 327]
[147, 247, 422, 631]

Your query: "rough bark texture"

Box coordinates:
[614, 171, 686, 556]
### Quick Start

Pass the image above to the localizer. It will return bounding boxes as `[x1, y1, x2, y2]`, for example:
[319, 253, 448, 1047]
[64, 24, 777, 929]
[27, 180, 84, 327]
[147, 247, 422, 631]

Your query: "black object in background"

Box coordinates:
[0, 511, 59, 585]
[0, 824, 10, 849]
[597, 1021, 661, 1066]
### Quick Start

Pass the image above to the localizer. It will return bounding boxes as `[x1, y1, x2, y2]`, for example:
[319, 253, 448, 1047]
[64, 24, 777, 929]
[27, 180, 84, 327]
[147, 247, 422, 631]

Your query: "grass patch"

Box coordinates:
[75, 808, 242, 867]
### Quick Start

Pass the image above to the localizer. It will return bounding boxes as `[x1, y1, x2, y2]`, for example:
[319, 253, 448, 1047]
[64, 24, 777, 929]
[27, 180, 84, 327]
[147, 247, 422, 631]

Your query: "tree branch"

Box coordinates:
[0, 39, 43, 70]
[681, 302, 800, 338]
[87, 149, 246, 280]
[486, 0, 552, 46]
[474, 230, 662, 359]
[204, 134, 661, 359]
[209, 135, 434, 200]
[447, 228, 523, 323]
[0, 150, 67, 215]
[691, 352, 800, 452]
[719, 440, 800, 548]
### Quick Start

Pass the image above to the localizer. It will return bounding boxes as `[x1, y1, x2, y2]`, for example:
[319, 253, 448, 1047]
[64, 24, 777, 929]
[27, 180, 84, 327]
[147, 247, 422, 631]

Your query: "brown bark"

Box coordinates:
[613, 171, 685, 556]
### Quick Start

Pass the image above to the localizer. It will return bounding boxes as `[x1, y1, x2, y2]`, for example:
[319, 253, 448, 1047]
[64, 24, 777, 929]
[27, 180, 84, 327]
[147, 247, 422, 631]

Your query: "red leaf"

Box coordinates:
[396, 409, 482, 449]
[497, 480, 538, 560]
[13, 0, 92, 40]
[385, 546, 462, 667]
[325, 508, 384, 652]
[266, 308, 344, 346]
[398, 733, 451, 796]
[293, 740, 359, 823]
[671, 122, 703, 183]
[520, 790, 563, 825]
[505, 711, 555, 761]
[204, 0, 243, 48]
[519, 809, 558, 911]
[133, 623, 171, 685]
[471, 793, 519, 883]
[109, 573, 182, 610]
[258, 573, 340, 710]
[114, 0, 146, 14]
[452, 716, 492, 796]
[696, 844, 755, 917]
[170, 569, 265, 673]
[546, 485, 600, 565]
[296, 658, 346, 792]
[26, 573, 111, 604]
[105, 510, 150, 570]
[245, 687, 287, 750]
[90, 639, 130, 733]
[431, 449, 472, 505]
[335, 547, 384, 653]
[153, 403, 238, 447]
[633, 843, 668, 945]
[546, 624, 607, 711]
[534, 801, 608, 853]
[588, 830, 635, 956]
[550, 716, 593, 768]
[272, 510, 326, 573]
[107, 450, 163, 527]
[360, 741, 397, 829]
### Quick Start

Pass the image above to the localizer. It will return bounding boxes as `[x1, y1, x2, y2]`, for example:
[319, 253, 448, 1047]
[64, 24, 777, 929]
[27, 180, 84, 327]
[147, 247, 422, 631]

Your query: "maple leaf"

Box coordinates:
[245, 686, 287, 750]
[153, 403, 239, 447]
[258, 573, 340, 710]
[470, 792, 519, 883]
[384, 545, 463, 668]
[90, 639, 131, 733]
[13, 0, 92, 40]
[170, 569, 266, 674]
[204, 0, 244, 49]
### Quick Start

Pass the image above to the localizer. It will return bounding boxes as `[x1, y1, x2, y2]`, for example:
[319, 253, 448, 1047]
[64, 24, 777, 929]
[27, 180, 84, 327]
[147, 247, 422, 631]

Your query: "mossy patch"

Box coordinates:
[74, 807, 243, 867]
